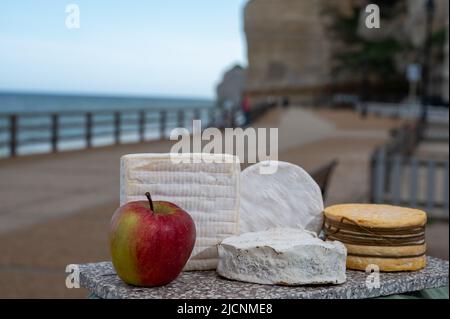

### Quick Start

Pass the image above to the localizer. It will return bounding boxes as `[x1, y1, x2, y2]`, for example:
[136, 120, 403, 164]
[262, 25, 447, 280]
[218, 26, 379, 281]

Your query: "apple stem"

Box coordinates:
[145, 192, 154, 213]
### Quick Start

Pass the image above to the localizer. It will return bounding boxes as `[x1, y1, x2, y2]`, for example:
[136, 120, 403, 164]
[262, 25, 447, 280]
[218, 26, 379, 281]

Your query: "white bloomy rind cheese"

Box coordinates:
[240, 161, 324, 234]
[217, 228, 347, 285]
[120, 153, 240, 271]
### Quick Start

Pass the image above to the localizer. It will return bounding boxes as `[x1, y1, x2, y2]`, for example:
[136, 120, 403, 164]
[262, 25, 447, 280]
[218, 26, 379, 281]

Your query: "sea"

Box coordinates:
[0, 92, 216, 157]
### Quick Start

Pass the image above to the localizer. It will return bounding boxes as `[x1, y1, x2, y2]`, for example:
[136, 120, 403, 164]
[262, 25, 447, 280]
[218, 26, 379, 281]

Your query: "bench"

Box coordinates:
[311, 159, 338, 200]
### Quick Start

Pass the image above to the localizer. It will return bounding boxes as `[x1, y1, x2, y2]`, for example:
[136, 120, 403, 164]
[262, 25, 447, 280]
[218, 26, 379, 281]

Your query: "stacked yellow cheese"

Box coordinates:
[324, 204, 427, 272]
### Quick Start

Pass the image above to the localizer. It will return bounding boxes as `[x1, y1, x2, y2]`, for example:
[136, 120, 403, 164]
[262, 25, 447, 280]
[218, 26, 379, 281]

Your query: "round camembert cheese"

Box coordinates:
[239, 161, 324, 234]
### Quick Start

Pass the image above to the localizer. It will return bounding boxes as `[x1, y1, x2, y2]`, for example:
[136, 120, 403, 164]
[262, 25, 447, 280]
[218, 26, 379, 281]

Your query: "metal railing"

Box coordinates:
[358, 102, 449, 124]
[370, 122, 449, 219]
[370, 149, 449, 219]
[0, 102, 278, 158]
[0, 107, 232, 157]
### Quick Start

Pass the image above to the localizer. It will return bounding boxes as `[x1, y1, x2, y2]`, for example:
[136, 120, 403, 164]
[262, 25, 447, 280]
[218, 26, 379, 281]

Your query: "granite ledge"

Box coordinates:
[77, 256, 449, 299]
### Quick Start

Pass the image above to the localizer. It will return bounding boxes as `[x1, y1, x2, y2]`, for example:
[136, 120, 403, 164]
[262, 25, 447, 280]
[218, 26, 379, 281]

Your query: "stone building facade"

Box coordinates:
[443, 17, 449, 103]
[243, 0, 449, 104]
[243, 0, 332, 102]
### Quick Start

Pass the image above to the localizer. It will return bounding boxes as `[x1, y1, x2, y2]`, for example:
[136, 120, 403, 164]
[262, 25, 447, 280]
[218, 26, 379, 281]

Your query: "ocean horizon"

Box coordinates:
[0, 91, 214, 114]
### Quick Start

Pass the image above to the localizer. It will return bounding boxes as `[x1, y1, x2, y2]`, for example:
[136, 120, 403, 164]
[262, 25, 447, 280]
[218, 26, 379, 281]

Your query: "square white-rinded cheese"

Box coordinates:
[120, 153, 241, 271]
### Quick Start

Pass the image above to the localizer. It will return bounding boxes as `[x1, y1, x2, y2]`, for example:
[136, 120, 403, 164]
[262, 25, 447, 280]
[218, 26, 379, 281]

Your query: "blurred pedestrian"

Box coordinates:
[282, 96, 290, 108]
[241, 94, 251, 125]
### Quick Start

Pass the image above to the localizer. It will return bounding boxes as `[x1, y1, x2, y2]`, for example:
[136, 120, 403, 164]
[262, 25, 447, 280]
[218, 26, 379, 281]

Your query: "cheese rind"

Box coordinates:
[217, 228, 347, 285]
[324, 204, 427, 228]
[347, 255, 427, 272]
[120, 153, 240, 271]
[324, 204, 427, 272]
[345, 243, 427, 258]
[239, 161, 324, 234]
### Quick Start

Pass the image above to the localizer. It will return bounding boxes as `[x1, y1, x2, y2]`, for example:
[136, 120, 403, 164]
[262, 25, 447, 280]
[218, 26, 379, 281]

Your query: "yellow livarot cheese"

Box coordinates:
[323, 204, 427, 272]
[345, 243, 427, 258]
[324, 204, 427, 228]
[347, 255, 427, 272]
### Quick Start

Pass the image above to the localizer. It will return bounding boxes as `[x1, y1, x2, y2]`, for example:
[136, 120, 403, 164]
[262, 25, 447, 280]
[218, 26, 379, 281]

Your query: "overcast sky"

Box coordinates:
[0, 0, 247, 98]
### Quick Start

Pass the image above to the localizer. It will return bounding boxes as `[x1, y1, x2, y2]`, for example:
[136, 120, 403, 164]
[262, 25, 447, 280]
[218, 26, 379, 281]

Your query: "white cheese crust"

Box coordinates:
[239, 161, 324, 234]
[217, 228, 347, 285]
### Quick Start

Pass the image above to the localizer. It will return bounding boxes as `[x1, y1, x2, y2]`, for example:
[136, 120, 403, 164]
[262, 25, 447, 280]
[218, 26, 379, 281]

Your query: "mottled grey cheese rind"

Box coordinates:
[239, 161, 324, 234]
[217, 228, 347, 286]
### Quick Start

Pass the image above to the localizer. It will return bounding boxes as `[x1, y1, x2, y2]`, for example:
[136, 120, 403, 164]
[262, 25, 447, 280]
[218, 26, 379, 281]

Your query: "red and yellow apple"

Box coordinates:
[109, 192, 196, 287]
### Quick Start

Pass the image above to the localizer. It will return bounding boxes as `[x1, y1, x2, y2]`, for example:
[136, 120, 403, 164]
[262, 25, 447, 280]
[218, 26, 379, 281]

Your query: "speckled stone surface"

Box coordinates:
[78, 257, 449, 299]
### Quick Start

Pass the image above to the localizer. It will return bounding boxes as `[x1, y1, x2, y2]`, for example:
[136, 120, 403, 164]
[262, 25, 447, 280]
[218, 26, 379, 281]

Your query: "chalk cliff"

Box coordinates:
[216, 65, 246, 107]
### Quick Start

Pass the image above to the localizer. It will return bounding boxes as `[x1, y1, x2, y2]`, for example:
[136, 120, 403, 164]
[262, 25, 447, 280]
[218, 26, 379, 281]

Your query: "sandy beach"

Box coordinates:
[0, 106, 447, 298]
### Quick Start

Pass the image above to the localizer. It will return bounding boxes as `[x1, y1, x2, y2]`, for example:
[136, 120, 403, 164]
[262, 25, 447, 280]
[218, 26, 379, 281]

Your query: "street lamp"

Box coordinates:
[421, 0, 435, 124]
